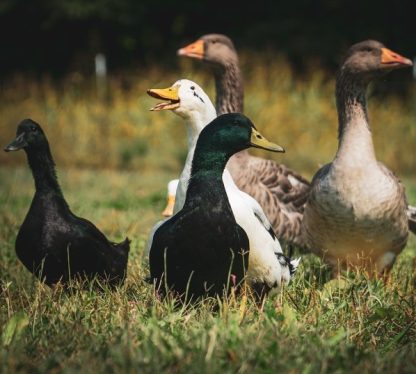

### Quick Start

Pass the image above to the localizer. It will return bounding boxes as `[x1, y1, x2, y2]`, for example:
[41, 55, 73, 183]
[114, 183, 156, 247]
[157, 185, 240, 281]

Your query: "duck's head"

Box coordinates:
[4, 119, 47, 153]
[339, 40, 412, 82]
[147, 79, 215, 121]
[177, 34, 237, 67]
[198, 113, 285, 156]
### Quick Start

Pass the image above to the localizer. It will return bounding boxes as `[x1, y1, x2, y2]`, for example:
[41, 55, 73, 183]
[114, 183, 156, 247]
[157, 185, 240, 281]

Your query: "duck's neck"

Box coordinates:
[185, 147, 231, 207]
[335, 72, 376, 165]
[175, 109, 218, 209]
[26, 145, 65, 199]
[184, 107, 217, 157]
[184, 117, 204, 165]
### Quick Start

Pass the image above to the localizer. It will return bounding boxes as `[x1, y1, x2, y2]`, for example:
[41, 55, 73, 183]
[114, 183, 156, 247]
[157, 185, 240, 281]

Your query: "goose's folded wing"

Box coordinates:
[246, 157, 311, 211]
[377, 162, 415, 235]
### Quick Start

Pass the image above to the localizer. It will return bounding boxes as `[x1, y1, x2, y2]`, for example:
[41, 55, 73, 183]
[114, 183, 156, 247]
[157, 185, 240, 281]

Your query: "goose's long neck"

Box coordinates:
[214, 59, 244, 115]
[335, 72, 376, 165]
[26, 146, 65, 198]
[213, 57, 248, 161]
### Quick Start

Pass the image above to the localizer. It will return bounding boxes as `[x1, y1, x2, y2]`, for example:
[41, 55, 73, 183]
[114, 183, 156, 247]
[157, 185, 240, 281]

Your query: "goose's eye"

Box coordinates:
[212, 40, 217, 44]
[190, 86, 195, 90]
[31, 126, 37, 132]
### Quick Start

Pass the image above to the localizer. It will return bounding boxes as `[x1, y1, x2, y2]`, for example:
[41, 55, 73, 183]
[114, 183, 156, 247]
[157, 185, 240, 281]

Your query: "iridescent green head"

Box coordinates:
[196, 112, 284, 156]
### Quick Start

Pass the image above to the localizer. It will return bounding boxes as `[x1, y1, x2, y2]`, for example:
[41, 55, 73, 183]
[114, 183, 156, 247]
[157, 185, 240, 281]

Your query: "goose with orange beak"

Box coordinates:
[302, 40, 413, 274]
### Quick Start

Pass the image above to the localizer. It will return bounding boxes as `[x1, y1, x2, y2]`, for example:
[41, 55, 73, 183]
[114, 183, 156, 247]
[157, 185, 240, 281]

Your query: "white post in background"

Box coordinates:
[95, 53, 108, 100]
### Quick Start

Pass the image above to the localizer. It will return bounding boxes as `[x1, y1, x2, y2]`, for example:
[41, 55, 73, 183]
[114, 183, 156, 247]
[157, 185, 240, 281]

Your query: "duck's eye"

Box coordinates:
[31, 126, 37, 132]
[212, 40, 217, 44]
[190, 86, 195, 90]
[232, 120, 240, 125]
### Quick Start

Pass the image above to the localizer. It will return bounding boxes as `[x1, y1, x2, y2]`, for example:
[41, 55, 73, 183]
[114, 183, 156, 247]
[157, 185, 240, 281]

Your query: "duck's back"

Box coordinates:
[16, 193, 128, 286]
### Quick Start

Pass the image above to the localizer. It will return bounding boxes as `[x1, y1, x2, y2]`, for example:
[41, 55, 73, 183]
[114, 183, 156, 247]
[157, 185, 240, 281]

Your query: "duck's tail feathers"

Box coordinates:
[276, 253, 300, 278]
[289, 257, 301, 276]
[114, 237, 131, 255]
[408, 205, 416, 235]
[285, 244, 301, 276]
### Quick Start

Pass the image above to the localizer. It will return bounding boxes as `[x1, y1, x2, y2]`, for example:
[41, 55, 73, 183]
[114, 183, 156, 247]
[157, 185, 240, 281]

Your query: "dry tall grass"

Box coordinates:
[1, 53, 415, 178]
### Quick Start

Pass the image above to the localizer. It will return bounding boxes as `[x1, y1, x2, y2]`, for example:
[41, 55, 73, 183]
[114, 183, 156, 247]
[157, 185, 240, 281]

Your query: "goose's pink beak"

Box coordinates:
[177, 39, 204, 59]
[381, 48, 413, 69]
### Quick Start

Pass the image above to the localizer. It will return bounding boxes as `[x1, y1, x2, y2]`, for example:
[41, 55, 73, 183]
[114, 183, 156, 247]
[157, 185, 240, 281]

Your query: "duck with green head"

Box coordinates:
[149, 113, 285, 301]
[147, 79, 299, 299]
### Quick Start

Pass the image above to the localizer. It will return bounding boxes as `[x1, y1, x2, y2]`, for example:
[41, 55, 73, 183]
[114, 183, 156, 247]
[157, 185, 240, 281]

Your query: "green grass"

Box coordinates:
[1, 166, 415, 373]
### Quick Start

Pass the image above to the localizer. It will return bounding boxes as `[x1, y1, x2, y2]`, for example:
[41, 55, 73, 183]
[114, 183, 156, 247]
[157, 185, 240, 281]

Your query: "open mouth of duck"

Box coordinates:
[147, 87, 180, 111]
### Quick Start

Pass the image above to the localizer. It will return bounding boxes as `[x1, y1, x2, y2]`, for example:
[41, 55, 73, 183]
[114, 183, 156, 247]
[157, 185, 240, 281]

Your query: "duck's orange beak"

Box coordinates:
[147, 85, 180, 111]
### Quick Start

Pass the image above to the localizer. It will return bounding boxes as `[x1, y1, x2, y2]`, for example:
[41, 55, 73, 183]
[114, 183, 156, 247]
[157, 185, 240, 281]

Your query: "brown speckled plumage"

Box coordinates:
[178, 34, 310, 248]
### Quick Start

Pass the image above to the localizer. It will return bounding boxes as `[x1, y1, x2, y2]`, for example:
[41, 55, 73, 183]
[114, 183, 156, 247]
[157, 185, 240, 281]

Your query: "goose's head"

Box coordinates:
[4, 119, 48, 153]
[198, 113, 285, 156]
[177, 34, 238, 67]
[147, 79, 216, 122]
[339, 40, 412, 82]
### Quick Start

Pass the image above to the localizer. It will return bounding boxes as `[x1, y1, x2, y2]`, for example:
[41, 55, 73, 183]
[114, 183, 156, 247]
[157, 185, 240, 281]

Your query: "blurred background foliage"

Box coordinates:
[0, 0, 415, 76]
[0, 0, 415, 177]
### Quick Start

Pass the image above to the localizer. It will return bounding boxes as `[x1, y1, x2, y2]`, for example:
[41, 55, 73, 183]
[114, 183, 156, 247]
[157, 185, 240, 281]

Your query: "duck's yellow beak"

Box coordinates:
[250, 128, 285, 153]
[177, 39, 204, 59]
[162, 195, 176, 217]
[147, 85, 180, 111]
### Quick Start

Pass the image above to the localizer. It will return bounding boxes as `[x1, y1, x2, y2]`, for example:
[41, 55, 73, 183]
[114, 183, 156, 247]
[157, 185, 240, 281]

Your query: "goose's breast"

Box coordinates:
[303, 165, 408, 263]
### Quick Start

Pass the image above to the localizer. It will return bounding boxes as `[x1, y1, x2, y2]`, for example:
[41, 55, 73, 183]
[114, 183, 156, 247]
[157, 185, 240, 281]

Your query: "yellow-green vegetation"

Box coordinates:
[1, 167, 415, 373]
[1, 55, 415, 177]
[1, 57, 416, 372]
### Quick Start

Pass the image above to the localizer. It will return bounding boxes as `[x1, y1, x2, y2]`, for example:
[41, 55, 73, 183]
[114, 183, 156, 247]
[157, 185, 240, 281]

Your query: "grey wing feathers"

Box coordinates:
[377, 162, 416, 235]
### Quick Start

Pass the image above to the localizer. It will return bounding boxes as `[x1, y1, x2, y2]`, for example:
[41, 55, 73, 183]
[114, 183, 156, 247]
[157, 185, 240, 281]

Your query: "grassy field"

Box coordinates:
[1, 58, 416, 372]
[0, 166, 415, 373]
